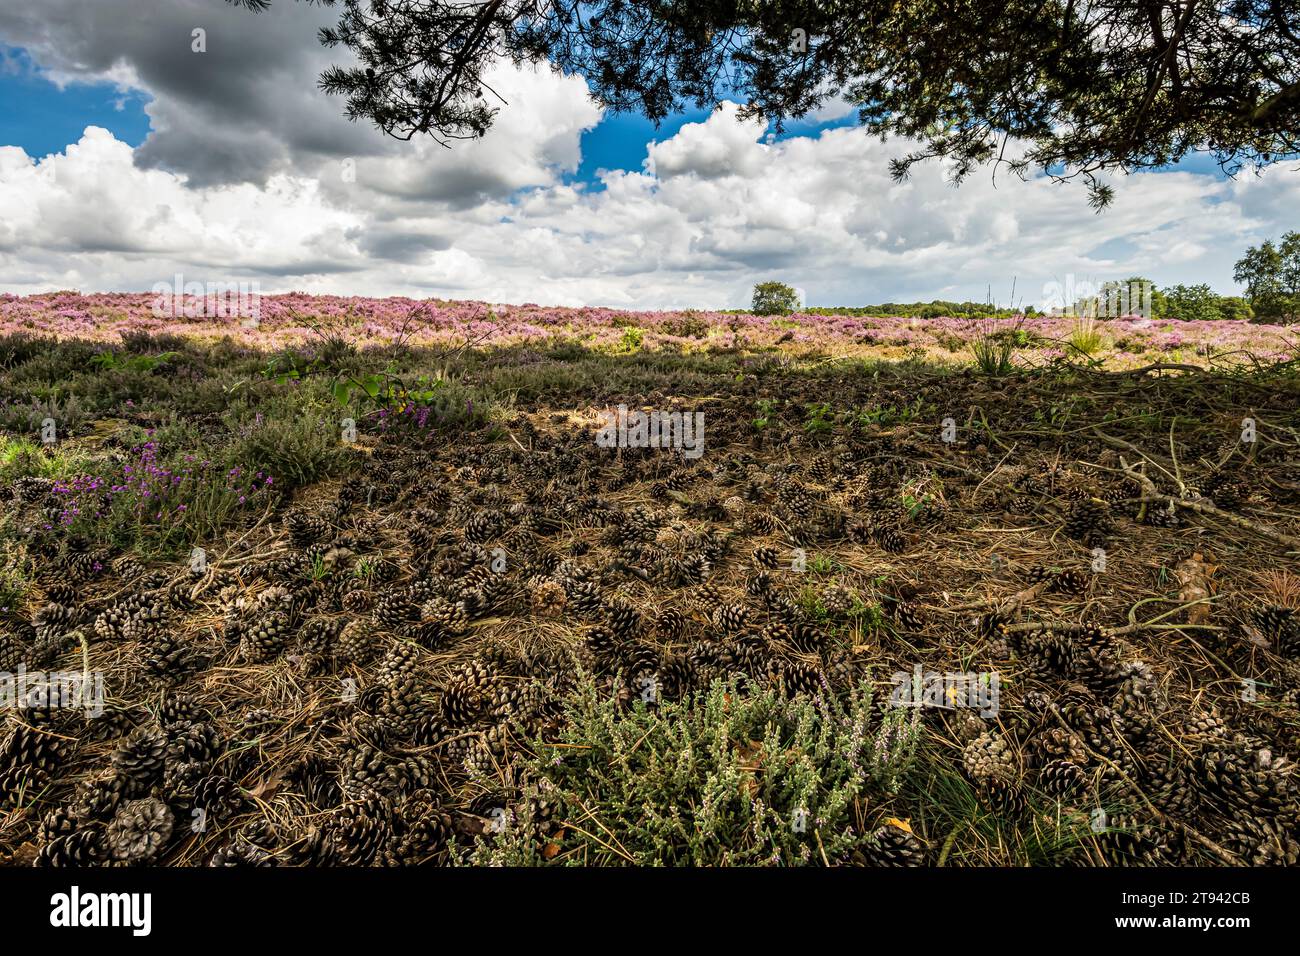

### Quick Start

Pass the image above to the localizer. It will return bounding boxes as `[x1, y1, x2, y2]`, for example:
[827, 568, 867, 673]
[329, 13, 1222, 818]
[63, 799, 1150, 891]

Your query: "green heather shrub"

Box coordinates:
[0, 526, 31, 613]
[657, 311, 709, 338]
[468, 674, 923, 866]
[0, 393, 92, 437]
[226, 401, 353, 491]
[117, 328, 190, 354]
[0, 333, 49, 370]
[1, 339, 100, 387]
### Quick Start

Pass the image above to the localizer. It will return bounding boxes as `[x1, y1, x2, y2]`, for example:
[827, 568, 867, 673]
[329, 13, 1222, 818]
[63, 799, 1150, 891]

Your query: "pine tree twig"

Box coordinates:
[940, 580, 1051, 614]
[1130, 495, 1300, 550]
[1114, 450, 1300, 550]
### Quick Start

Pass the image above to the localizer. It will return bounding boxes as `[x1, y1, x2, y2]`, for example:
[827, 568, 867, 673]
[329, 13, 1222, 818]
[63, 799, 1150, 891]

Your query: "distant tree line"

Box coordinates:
[801, 302, 1026, 320]
[752, 233, 1300, 323]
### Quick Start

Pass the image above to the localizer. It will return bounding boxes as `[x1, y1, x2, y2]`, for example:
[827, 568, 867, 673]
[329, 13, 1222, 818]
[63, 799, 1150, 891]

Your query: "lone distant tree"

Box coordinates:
[752, 281, 800, 316]
[229, 1, 1300, 208]
[1234, 233, 1300, 323]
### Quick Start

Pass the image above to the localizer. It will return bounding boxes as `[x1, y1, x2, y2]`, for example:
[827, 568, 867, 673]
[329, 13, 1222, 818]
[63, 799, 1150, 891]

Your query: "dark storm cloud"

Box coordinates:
[0, 0, 386, 186]
[354, 229, 455, 263]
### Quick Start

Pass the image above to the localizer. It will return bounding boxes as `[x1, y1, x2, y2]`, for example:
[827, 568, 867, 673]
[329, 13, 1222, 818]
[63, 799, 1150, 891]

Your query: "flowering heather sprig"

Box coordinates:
[44, 432, 272, 546]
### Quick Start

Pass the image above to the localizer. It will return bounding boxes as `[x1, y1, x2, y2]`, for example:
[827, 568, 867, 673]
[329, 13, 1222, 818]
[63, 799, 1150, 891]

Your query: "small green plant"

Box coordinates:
[847, 598, 884, 629]
[616, 326, 644, 352]
[968, 317, 1022, 376]
[808, 553, 836, 575]
[88, 350, 179, 373]
[752, 397, 777, 430]
[803, 402, 834, 435]
[852, 398, 926, 429]
[468, 674, 922, 866]
[0, 437, 63, 483]
[0, 530, 31, 613]
[796, 585, 829, 621]
[1067, 316, 1106, 356]
[900, 493, 931, 519]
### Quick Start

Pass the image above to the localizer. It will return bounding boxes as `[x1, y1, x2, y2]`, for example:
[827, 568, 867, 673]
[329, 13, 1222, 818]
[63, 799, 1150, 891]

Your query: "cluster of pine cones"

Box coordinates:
[0, 423, 923, 865]
[951, 612, 1300, 865]
[1, 407, 1296, 867]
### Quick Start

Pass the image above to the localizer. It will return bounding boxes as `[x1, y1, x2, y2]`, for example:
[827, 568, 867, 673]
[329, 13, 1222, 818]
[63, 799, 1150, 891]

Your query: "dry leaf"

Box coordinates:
[248, 766, 286, 800]
[542, 833, 565, 859]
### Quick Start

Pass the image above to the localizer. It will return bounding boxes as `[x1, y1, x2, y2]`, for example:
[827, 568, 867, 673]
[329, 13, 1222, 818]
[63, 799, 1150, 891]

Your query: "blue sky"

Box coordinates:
[572, 105, 860, 187]
[0, 47, 151, 159]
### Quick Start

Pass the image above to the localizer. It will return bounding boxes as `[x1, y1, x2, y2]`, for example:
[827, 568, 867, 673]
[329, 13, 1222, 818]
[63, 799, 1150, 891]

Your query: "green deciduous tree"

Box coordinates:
[751, 281, 800, 316]
[229, 1, 1300, 208]
[1217, 296, 1254, 322]
[1234, 233, 1300, 323]
[1162, 283, 1225, 322]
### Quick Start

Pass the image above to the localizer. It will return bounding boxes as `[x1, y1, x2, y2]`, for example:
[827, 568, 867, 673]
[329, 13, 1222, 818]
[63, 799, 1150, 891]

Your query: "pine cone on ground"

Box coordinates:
[860, 822, 925, 866]
[0, 723, 64, 803]
[774, 661, 824, 698]
[1196, 736, 1295, 815]
[165, 720, 222, 766]
[440, 659, 496, 727]
[391, 793, 454, 865]
[105, 797, 174, 863]
[1038, 758, 1086, 798]
[1063, 498, 1111, 544]
[1143, 760, 1198, 817]
[141, 630, 201, 681]
[285, 509, 331, 547]
[607, 600, 643, 639]
[1029, 727, 1088, 767]
[1095, 812, 1183, 866]
[874, 525, 909, 554]
[1012, 628, 1074, 677]
[35, 827, 108, 867]
[413, 598, 470, 647]
[337, 619, 379, 665]
[963, 731, 1018, 782]
[1218, 816, 1300, 866]
[1248, 606, 1300, 657]
[328, 794, 395, 866]
[111, 728, 167, 797]
[1052, 569, 1089, 595]
[72, 770, 129, 821]
[193, 775, 245, 821]
[712, 603, 749, 634]
[238, 611, 291, 663]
